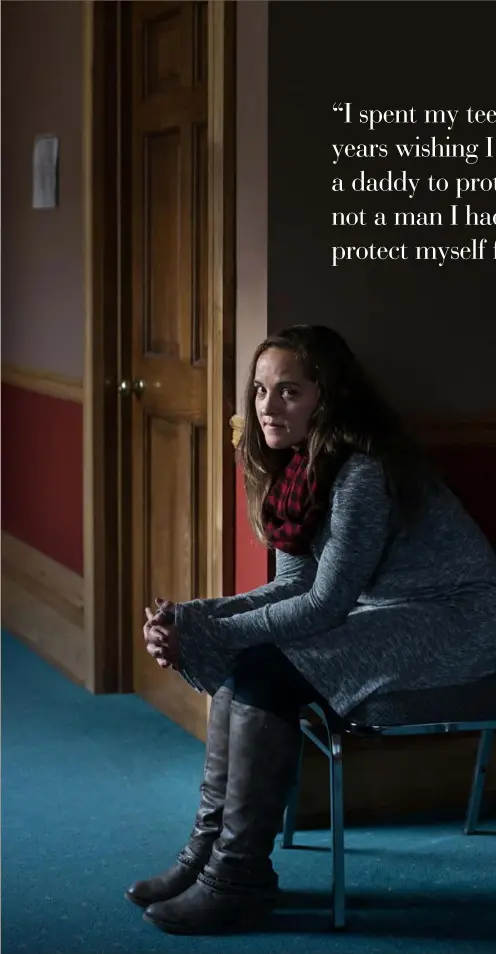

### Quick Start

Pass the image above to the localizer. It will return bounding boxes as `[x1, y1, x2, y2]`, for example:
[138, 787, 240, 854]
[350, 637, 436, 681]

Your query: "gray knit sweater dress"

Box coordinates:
[175, 453, 496, 716]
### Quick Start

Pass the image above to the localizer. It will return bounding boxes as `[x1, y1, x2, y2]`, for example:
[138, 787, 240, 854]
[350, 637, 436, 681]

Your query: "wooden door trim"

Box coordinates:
[207, 0, 236, 600]
[82, 0, 98, 692]
[83, 1, 236, 694]
[83, 0, 121, 693]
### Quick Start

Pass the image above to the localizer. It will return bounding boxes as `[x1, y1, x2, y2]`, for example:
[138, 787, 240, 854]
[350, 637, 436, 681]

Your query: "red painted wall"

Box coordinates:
[1, 384, 84, 575]
[235, 461, 270, 592]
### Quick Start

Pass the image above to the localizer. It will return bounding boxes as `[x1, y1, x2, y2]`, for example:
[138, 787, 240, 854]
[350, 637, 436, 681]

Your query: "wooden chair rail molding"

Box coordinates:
[1, 363, 83, 403]
[229, 415, 496, 448]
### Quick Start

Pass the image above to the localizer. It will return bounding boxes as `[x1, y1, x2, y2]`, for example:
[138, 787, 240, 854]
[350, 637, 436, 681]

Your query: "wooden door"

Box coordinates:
[129, 0, 210, 739]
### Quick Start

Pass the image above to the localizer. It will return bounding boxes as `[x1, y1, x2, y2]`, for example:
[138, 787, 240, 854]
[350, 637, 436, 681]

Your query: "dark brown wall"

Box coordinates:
[267, 2, 496, 822]
[268, 1, 496, 419]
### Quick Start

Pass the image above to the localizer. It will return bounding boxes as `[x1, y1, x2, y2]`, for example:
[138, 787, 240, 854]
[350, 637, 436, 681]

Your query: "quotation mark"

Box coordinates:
[333, 102, 344, 112]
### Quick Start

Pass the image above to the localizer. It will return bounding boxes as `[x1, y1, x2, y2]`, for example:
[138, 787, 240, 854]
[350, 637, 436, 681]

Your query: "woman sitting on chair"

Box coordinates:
[127, 324, 496, 935]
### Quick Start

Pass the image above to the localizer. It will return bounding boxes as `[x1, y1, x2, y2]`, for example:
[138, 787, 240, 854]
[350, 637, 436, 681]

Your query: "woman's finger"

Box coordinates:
[146, 643, 165, 660]
[149, 624, 170, 640]
[145, 607, 154, 622]
[143, 626, 167, 648]
[145, 639, 168, 656]
[144, 625, 169, 645]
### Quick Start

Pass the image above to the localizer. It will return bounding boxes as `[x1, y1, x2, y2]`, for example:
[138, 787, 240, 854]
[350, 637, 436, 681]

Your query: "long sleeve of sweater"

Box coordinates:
[175, 455, 393, 687]
[176, 549, 316, 619]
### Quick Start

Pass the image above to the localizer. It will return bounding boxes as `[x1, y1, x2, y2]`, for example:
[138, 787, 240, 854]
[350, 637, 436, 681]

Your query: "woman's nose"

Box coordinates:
[263, 391, 282, 415]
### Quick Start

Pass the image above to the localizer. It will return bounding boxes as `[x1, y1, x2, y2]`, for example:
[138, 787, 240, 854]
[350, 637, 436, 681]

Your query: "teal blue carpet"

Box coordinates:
[2, 631, 495, 954]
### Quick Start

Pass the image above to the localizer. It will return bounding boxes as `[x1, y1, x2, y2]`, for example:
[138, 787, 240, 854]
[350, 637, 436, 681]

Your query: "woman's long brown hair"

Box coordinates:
[238, 324, 434, 545]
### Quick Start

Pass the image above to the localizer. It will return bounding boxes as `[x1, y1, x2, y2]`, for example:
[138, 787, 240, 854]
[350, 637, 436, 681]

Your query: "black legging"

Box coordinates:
[223, 644, 326, 728]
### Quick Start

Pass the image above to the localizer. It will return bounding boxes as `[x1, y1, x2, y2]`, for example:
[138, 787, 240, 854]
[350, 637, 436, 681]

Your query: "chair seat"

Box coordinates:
[346, 675, 496, 728]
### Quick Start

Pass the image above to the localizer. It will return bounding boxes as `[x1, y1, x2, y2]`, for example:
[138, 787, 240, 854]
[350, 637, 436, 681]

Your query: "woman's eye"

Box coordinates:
[254, 385, 298, 398]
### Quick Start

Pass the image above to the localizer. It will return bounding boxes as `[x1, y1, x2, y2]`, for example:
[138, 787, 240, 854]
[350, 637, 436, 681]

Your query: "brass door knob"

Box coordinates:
[118, 379, 145, 396]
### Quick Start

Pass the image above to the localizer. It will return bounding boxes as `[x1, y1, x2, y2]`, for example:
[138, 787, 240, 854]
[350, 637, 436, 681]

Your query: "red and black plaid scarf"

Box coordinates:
[262, 450, 330, 554]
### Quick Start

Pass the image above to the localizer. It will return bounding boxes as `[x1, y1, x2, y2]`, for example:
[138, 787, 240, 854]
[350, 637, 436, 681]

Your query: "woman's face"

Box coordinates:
[254, 347, 320, 450]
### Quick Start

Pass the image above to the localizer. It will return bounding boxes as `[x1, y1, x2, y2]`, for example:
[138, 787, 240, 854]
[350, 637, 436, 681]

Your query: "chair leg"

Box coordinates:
[281, 737, 304, 848]
[464, 729, 494, 835]
[330, 732, 346, 930]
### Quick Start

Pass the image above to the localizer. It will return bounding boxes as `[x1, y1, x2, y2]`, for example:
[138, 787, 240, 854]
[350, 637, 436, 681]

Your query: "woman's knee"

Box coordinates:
[228, 644, 308, 725]
[230, 644, 286, 703]
[232, 644, 283, 681]
[229, 643, 321, 713]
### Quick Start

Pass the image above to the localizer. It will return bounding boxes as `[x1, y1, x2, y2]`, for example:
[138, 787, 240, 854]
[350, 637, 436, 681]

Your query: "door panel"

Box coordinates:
[130, 0, 210, 738]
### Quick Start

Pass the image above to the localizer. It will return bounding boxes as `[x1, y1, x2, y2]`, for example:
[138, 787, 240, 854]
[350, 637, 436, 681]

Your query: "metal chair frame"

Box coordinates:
[282, 704, 495, 930]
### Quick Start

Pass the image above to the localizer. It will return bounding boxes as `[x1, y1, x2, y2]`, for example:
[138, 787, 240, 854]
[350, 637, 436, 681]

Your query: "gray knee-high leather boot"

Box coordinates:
[143, 701, 302, 934]
[125, 685, 233, 907]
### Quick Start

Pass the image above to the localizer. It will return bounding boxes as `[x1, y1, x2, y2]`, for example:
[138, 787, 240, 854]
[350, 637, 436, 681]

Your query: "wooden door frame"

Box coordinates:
[82, 0, 236, 694]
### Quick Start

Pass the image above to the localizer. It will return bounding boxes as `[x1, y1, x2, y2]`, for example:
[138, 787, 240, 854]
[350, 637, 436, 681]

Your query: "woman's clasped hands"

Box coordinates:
[143, 599, 181, 670]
